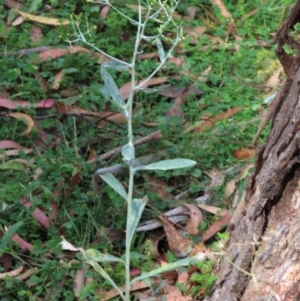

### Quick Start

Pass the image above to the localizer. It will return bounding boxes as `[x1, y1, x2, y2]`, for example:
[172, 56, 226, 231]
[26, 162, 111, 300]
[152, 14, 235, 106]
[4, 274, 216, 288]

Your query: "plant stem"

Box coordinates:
[124, 2, 144, 300]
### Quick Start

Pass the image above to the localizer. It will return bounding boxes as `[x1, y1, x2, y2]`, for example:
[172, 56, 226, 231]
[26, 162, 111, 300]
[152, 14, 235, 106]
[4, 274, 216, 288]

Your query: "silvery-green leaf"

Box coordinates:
[100, 173, 127, 200]
[131, 256, 199, 284]
[99, 85, 110, 98]
[126, 196, 147, 249]
[135, 159, 196, 172]
[156, 38, 165, 62]
[121, 143, 135, 161]
[85, 249, 125, 264]
[102, 61, 129, 71]
[83, 255, 125, 300]
[101, 66, 125, 107]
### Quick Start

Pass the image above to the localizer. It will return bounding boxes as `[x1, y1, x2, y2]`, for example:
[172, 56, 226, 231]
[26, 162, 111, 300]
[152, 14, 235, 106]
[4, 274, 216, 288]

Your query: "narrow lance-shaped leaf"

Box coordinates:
[131, 255, 201, 284]
[0, 221, 23, 256]
[85, 249, 125, 264]
[156, 38, 165, 62]
[135, 158, 197, 172]
[100, 173, 128, 200]
[102, 61, 129, 71]
[126, 196, 147, 249]
[101, 66, 125, 108]
[83, 255, 126, 301]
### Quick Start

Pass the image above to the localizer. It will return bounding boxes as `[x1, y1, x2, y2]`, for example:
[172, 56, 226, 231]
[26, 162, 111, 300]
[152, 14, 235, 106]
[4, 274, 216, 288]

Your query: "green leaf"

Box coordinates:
[100, 173, 128, 200]
[102, 61, 129, 71]
[131, 256, 199, 284]
[126, 197, 147, 249]
[0, 161, 26, 171]
[135, 159, 196, 171]
[85, 249, 125, 264]
[83, 255, 126, 301]
[101, 66, 125, 108]
[121, 143, 135, 161]
[156, 38, 165, 62]
[0, 221, 23, 256]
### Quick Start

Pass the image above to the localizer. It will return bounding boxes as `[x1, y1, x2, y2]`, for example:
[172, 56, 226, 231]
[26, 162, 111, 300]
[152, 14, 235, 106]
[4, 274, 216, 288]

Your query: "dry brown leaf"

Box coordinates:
[225, 179, 236, 198]
[38, 46, 90, 63]
[0, 265, 23, 279]
[204, 168, 225, 187]
[146, 175, 172, 201]
[11, 15, 24, 26]
[187, 26, 207, 44]
[34, 71, 50, 92]
[12, 234, 33, 251]
[0, 148, 33, 159]
[182, 204, 203, 235]
[265, 67, 284, 90]
[74, 269, 84, 298]
[202, 210, 232, 242]
[193, 107, 241, 133]
[52, 70, 65, 90]
[185, 6, 198, 22]
[55, 102, 127, 124]
[158, 216, 192, 257]
[9, 112, 34, 135]
[196, 204, 223, 215]
[190, 241, 207, 256]
[99, 5, 111, 20]
[165, 87, 189, 117]
[17, 10, 70, 25]
[30, 24, 43, 44]
[210, 0, 237, 35]
[119, 77, 168, 100]
[232, 148, 255, 160]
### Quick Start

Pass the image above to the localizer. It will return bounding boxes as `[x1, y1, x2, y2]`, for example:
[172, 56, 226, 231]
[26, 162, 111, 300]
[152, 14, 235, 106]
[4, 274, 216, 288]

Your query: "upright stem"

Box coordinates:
[124, 2, 144, 300]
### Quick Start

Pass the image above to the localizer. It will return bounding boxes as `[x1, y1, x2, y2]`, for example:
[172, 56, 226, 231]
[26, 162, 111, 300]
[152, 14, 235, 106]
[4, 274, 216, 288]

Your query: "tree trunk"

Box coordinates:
[205, 2, 300, 300]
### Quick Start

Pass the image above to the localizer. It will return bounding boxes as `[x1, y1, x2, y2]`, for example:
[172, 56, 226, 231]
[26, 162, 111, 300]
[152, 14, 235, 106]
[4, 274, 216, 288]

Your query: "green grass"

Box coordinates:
[0, 0, 295, 299]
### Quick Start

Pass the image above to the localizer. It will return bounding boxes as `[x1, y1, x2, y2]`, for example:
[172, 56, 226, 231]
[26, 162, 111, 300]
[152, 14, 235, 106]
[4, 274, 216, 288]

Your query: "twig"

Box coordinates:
[87, 130, 163, 164]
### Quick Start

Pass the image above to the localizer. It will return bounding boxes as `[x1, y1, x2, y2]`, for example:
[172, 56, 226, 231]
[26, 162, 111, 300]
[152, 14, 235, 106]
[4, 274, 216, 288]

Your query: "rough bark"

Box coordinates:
[205, 2, 300, 300]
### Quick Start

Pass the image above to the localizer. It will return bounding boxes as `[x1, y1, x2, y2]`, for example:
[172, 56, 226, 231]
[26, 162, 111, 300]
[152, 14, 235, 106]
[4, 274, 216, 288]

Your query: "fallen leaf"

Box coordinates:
[225, 179, 236, 198]
[146, 175, 172, 201]
[0, 97, 55, 109]
[165, 87, 189, 117]
[9, 112, 34, 135]
[12, 15, 24, 26]
[0, 140, 26, 149]
[210, 0, 237, 35]
[158, 216, 192, 257]
[12, 234, 33, 251]
[193, 107, 241, 133]
[21, 199, 51, 228]
[183, 204, 203, 235]
[197, 204, 224, 215]
[202, 210, 232, 242]
[55, 102, 127, 123]
[0, 265, 23, 279]
[232, 148, 255, 160]
[204, 168, 225, 187]
[99, 5, 111, 20]
[34, 71, 50, 92]
[52, 70, 65, 90]
[119, 77, 168, 100]
[30, 24, 43, 43]
[17, 10, 70, 25]
[59, 236, 79, 251]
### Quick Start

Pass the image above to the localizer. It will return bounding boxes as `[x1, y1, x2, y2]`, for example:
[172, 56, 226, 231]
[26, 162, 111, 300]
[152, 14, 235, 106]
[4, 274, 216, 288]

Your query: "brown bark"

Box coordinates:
[205, 2, 300, 300]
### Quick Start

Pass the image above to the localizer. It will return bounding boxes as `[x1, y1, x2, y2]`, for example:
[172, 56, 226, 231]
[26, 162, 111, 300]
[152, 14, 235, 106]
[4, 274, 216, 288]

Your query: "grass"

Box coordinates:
[0, 0, 294, 300]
